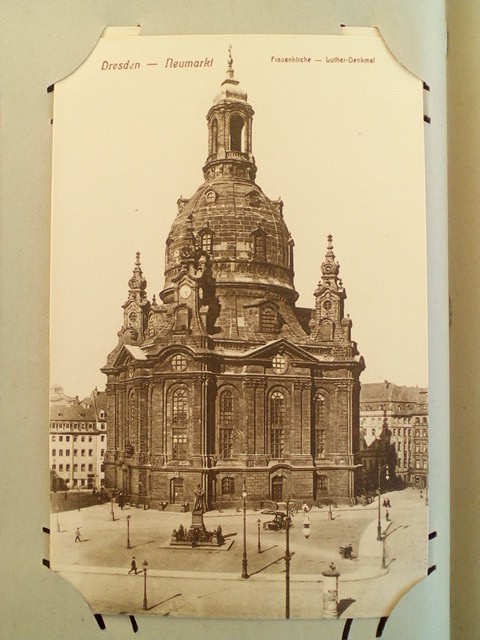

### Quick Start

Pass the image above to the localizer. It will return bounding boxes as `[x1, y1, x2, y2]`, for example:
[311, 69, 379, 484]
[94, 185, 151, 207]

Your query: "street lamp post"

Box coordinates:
[285, 497, 291, 619]
[126, 515, 131, 549]
[56, 508, 60, 533]
[142, 560, 148, 610]
[241, 482, 248, 579]
[377, 464, 389, 541]
[257, 518, 262, 553]
[111, 498, 115, 522]
[381, 532, 386, 569]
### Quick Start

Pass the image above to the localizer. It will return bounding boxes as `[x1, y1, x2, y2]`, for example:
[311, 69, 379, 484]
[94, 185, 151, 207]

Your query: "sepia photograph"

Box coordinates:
[49, 32, 428, 620]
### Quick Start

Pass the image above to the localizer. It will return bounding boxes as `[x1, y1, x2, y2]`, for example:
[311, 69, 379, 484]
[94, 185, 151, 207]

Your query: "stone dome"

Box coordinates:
[163, 175, 295, 297]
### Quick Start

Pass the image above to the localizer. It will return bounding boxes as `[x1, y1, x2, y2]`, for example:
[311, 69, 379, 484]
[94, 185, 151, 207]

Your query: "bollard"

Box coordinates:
[322, 562, 340, 619]
[303, 513, 310, 539]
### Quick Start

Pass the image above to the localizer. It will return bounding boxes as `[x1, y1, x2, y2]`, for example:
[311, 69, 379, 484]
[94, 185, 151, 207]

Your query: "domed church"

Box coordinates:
[102, 50, 365, 508]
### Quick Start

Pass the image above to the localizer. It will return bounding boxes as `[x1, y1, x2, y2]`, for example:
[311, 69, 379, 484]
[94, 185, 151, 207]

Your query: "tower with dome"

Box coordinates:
[102, 50, 365, 508]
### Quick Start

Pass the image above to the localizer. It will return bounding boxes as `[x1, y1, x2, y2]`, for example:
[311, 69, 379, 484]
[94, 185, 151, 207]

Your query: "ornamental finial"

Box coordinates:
[227, 44, 234, 79]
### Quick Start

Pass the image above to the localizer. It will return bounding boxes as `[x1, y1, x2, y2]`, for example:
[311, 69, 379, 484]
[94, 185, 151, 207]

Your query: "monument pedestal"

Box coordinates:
[170, 508, 225, 548]
[190, 510, 207, 532]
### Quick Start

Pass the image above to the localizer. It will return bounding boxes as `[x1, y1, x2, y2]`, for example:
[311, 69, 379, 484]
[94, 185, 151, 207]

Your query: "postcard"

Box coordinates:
[49, 31, 428, 620]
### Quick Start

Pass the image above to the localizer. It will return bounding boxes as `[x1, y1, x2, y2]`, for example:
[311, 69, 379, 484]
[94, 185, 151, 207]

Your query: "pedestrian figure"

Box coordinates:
[118, 492, 125, 510]
[383, 498, 387, 507]
[387, 498, 391, 508]
[74, 527, 81, 542]
[386, 510, 390, 521]
[128, 557, 138, 575]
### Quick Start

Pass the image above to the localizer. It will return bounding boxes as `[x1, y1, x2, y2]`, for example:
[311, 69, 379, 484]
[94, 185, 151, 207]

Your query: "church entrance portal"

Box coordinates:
[271, 476, 284, 502]
[170, 478, 184, 504]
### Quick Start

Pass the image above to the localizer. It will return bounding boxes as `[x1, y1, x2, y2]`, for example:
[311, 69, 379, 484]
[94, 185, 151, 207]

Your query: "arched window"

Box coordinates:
[172, 388, 187, 423]
[200, 230, 213, 254]
[319, 319, 334, 341]
[230, 114, 244, 152]
[270, 391, 285, 458]
[260, 306, 277, 332]
[128, 391, 137, 448]
[253, 232, 266, 260]
[271, 391, 285, 426]
[314, 392, 326, 457]
[221, 476, 235, 495]
[219, 389, 234, 424]
[174, 306, 189, 332]
[219, 389, 234, 459]
[211, 118, 218, 154]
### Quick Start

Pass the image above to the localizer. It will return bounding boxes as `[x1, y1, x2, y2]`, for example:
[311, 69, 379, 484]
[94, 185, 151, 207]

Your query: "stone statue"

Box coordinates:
[193, 484, 205, 512]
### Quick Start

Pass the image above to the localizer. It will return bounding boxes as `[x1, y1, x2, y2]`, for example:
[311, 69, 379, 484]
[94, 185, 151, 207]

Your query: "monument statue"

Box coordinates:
[193, 484, 205, 512]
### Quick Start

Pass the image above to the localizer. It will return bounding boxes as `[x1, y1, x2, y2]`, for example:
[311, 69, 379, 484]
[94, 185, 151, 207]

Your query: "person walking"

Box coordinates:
[128, 557, 138, 575]
[74, 527, 81, 542]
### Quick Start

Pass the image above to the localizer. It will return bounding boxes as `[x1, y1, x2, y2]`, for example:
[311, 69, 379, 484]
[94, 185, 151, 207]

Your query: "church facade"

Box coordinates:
[102, 53, 365, 508]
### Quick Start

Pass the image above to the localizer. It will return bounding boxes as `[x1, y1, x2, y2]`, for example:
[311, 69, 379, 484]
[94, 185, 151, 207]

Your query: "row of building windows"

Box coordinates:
[51, 422, 106, 431]
[217, 474, 330, 496]
[168, 388, 328, 424]
[361, 416, 427, 426]
[362, 404, 427, 412]
[52, 463, 95, 472]
[51, 434, 105, 443]
[159, 388, 328, 460]
[51, 449, 105, 457]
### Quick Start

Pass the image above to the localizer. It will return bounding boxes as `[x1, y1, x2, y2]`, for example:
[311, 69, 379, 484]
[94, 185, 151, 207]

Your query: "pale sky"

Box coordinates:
[50, 33, 428, 398]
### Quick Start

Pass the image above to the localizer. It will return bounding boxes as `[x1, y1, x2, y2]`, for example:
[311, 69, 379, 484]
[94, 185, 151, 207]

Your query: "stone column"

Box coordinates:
[322, 563, 340, 619]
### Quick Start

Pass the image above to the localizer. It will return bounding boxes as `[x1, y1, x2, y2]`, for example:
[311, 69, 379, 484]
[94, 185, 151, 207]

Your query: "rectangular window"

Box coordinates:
[101, 449, 105, 457]
[52, 435, 56, 442]
[74, 449, 78, 456]
[59, 435, 63, 442]
[81, 464, 86, 472]
[58, 450, 63, 456]
[52, 464, 56, 470]
[172, 429, 187, 459]
[221, 477, 235, 494]
[81, 436, 85, 442]
[101, 435, 105, 442]
[65, 449, 70, 456]
[88, 449, 93, 456]
[219, 429, 233, 459]
[315, 429, 326, 456]
[59, 464, 64, 472]
[89, 436, 93, 442]
[73, 479, 77, 486]
[66, 464, 70, 472]
[271, 429, 284, 458]
[51, 449, 56, 456]
[73, 464, 78, 472]
[66, 436, 70, 442]
[80, 479, 85, 486]
[81, 450, 85, 456]
[88, 464, 93, 472]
